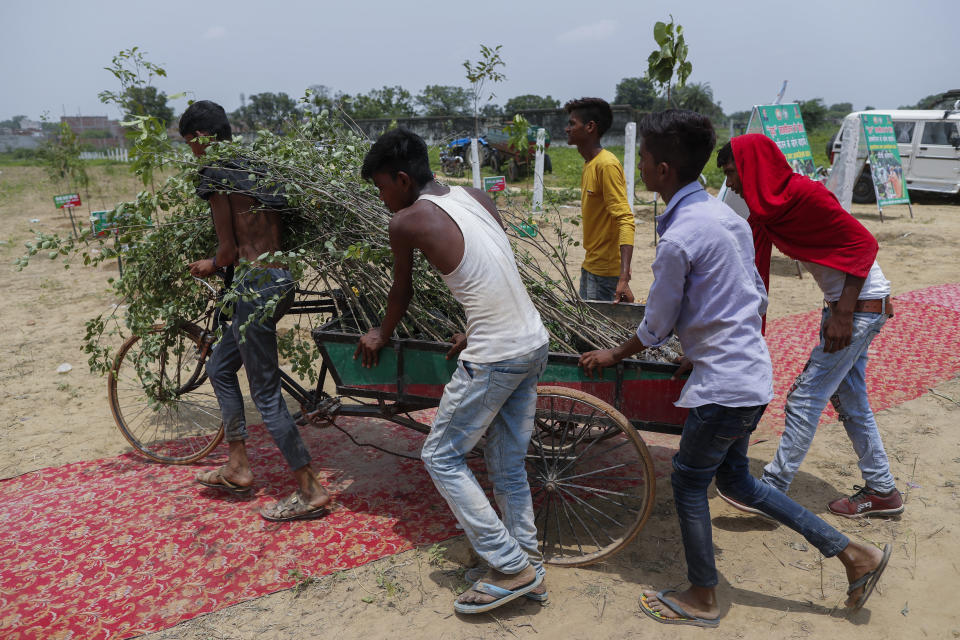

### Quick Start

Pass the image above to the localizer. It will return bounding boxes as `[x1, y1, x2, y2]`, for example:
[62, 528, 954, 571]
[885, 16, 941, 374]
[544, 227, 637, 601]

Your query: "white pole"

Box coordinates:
[470, 138, 481, 189]
[624, 122, 637, 214]
[532, 128, 546, 212]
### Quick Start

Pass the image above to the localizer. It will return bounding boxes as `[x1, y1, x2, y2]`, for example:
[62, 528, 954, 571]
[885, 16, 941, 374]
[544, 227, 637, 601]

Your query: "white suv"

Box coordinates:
[828, 107, 960, 202]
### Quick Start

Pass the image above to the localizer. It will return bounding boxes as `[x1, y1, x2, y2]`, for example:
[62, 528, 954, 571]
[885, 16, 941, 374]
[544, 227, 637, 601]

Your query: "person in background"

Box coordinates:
[564, 97, 635, 302]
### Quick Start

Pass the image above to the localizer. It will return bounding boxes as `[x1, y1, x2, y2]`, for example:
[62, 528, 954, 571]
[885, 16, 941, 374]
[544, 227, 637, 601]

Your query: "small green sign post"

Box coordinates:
[860, 113, 912, 221]
[53, 193, 82, 208]
[483, 176, 506, 192]
[52, 193, 82, 239]
[748, 103, 817, 178]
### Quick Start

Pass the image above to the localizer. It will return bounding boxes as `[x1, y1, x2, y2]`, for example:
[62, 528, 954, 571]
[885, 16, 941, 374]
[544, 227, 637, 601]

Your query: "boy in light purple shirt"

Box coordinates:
[579, 110, 891, 629]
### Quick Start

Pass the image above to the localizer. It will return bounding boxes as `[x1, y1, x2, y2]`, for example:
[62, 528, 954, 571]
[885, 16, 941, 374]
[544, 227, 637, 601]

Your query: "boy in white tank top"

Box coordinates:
[357, 129, 549, 614]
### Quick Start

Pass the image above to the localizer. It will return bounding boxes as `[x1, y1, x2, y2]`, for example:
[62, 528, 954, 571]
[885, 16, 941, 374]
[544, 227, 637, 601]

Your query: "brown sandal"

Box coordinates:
[196, 468, 253, 495]
[259, 491, 329, 522]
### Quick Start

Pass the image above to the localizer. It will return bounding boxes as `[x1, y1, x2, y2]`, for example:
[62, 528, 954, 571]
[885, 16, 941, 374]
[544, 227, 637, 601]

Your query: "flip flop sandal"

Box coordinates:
[847, 543, 892, 612]
[259, 491, 329, 522]
[640, 590, 720, 628]
[453, 572, 543, 614]
[197, 469, 253, 495]
[465, 566, 548, 602]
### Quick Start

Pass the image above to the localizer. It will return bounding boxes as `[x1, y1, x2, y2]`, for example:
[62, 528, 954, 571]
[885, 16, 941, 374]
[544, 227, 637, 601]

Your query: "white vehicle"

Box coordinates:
[828, 106, 960, 202]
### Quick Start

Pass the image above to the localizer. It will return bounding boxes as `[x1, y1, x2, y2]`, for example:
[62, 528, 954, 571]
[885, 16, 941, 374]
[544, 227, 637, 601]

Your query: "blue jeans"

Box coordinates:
[762, 309, 895, 493]
[579, 268, 619, 301]
[421, 343, 549, 575]
[673, 403, 850, 587]
[206, 268, 311, 471]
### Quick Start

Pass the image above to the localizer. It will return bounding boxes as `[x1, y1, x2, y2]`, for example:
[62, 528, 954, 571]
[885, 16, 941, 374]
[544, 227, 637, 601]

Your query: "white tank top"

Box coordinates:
[801, 260, 891, 302]
[417, 187, 549, 363]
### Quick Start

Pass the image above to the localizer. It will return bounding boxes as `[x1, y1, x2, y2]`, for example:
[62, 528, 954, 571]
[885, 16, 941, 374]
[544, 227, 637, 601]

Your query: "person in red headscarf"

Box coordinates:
[715, 134, 903, 519]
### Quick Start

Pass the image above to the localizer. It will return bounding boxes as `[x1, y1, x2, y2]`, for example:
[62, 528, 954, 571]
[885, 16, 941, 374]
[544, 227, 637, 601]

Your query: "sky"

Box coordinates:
[1, 0, 957, 122]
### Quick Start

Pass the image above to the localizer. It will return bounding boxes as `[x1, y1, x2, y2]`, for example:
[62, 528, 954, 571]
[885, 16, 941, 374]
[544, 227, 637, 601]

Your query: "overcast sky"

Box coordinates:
[2, 0, 956, 122]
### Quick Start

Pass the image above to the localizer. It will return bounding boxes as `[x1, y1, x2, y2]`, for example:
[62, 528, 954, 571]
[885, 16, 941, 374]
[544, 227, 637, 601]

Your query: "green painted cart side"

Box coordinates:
[311, 315, 688, 434]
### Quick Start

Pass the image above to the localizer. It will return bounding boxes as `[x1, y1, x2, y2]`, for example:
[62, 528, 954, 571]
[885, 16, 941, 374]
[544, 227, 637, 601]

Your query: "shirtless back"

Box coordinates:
[209, 192, 284, 266]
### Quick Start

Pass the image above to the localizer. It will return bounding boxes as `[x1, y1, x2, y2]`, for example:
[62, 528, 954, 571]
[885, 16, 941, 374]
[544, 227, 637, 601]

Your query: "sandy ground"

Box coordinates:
[2, 165, 960, 639]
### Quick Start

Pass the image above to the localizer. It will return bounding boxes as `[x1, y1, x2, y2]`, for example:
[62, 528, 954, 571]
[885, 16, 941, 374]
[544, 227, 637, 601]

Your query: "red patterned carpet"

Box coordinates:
[0, 420, 459, 639]
[3, 284, 960, 639]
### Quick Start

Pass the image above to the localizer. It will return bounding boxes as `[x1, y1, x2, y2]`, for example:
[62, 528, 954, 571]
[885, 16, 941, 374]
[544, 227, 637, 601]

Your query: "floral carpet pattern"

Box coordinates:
[2, 284, 959, 639]
[0, 420, 458, 639]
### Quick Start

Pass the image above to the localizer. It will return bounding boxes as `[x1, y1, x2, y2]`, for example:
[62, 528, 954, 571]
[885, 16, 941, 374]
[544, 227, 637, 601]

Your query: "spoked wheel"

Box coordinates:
[108, 324, 224, 464]
[529, 386, 656, 566]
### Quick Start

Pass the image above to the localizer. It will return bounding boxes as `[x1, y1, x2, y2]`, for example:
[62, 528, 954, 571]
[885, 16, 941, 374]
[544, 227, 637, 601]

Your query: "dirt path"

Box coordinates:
[2, 166, 959, 638]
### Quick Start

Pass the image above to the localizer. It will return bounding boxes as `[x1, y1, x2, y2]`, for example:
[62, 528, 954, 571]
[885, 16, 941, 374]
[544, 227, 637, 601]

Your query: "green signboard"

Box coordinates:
[483, 176, 506, 192]
[860, 114, 910, 206]
[90, 210, 116, 237]
[751, 104, 817, 178]
[53, 193, 81, 209]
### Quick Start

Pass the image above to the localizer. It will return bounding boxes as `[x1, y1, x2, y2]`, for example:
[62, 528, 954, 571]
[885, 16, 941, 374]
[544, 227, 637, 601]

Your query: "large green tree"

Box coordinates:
[673, 82, 724, 121]
[122, 86, 175, 127]
[798, 97, 828, 130]
[0, 115, 28, 129]
[415, 85, 471, 116]
[305, 84, 347, 114]
[614, 77, 661, 110]
[343, 86, 416, 119]
[232, 92, 300, 132]
[503, 94, 560, 115]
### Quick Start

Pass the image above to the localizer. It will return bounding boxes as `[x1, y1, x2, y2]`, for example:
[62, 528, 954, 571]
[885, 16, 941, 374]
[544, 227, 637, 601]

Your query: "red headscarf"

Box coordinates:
[731, 134, 878, 293]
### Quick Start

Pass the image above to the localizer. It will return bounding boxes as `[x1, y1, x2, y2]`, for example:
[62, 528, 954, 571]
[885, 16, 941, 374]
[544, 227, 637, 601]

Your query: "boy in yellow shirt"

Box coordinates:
[564, 97, 635, 302]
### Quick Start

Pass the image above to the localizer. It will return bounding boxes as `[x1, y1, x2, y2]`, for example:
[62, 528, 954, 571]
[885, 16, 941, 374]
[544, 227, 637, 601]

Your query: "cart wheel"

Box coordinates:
[108, 324, 224, 464]
[528, 386, 655, 566]
[507, 158, 520, 182]
[489, 151, 501, 174]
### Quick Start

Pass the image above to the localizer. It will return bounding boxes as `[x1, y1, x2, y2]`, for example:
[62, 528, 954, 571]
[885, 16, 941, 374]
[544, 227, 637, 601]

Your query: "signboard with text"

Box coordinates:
[90, 210, 116, 237]
[483, 176, 506, 193]
[53, 193, 82, 209]
[860, 113, 910, 206]
[749, 103, 817, 178]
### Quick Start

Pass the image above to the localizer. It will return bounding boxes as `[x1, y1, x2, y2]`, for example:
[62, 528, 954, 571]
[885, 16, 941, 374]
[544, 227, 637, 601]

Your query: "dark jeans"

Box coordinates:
[206, 268, 310, 471]
[578, 268, 619, 301]
[672, 403, 850, 587]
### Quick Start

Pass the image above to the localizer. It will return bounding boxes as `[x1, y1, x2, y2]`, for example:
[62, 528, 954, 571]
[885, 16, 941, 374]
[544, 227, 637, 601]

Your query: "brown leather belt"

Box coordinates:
[827, 296, 894, 316]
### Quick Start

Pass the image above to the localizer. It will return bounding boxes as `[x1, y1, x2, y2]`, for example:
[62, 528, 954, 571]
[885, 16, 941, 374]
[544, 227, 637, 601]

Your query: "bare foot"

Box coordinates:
[457, 565, 537, 606]
[837, 542, 886, 608]
[641, 586, 719, 622]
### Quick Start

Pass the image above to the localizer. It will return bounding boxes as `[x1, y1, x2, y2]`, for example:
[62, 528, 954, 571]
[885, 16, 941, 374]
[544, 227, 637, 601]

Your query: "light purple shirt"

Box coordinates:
[637, 182, 773, 408]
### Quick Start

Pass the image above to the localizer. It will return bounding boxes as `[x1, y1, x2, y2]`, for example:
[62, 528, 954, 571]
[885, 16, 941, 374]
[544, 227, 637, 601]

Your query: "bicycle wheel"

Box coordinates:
[529, 386, 656, 567]
[108, 324, 224, 464]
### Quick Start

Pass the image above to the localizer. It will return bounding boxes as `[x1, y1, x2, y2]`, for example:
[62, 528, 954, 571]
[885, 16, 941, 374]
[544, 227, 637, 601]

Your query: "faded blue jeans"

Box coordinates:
[762, 309, 895, 493]
[673, 403, 850, 587]
[421, 343, 549, 576]
[206, 268, 311, 471]
[579, 268, 619, 302]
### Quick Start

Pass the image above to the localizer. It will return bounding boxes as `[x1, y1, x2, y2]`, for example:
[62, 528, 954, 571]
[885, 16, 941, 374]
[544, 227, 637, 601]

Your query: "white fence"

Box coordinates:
[80, 148, 129, 162]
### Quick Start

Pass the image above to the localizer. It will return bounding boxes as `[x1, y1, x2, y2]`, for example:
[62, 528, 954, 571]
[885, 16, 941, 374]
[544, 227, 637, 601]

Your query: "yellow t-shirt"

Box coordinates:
[580, 149, 635, 277]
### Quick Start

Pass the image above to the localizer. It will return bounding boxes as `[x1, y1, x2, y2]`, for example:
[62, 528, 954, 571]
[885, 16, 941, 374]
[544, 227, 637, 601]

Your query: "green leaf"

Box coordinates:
[653, 21, 667, 44]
